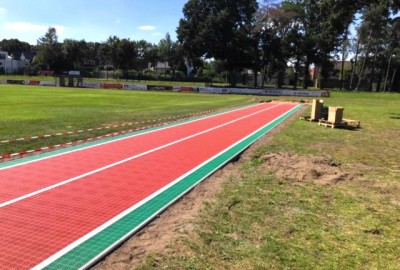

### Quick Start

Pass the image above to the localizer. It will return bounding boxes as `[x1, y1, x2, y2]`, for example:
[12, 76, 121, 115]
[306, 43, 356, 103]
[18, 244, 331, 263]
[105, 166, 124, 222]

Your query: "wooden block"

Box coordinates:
[311, 99, 324, 120]
[328, 107, 344, 124]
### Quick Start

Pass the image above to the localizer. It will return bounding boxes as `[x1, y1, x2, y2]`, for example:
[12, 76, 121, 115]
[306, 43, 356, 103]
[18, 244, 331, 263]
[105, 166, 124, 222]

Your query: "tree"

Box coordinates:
[0, 39, 31, 53]
[85, 42, 103, 67]
[177, 0, 259, 86]
[156, 33, 174, 75]
[117, 38, 137, 70]
[253, 2, 297, 88]
[281, 0, 359, 89]
[101, 36, 137, 71]
[157, 33, 173, 63]
[135, 40, 158, 71]
[35, 27, 64, 71]
[156, 33, 187, 77]
[384, 17, 400, 91]
[62, 39, 88, 69]
[354, 3, 391, 91]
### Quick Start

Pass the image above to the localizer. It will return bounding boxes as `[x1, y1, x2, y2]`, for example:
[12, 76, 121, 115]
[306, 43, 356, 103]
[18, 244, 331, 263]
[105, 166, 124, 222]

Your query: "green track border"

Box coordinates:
[33, 103, 303, 269]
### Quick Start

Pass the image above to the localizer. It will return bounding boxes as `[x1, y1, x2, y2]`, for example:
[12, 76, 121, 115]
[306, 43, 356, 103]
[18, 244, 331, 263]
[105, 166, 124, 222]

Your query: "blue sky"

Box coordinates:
[0, 0, 188, 45]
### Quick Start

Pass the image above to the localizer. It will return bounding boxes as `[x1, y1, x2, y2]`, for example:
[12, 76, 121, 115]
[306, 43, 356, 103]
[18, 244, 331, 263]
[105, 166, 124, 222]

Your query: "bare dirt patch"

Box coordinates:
[259, 152, 360, 185]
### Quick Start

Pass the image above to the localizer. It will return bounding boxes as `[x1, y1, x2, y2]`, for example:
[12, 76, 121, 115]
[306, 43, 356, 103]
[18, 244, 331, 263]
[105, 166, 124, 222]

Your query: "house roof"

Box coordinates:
[10, 52, 22, 59]
[10, 51, 37, 61]
[21, 52, 37, 61]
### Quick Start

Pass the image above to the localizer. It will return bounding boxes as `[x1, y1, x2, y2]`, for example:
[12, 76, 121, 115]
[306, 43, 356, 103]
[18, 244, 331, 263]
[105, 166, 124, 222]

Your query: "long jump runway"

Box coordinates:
[0, 102, 302, 269]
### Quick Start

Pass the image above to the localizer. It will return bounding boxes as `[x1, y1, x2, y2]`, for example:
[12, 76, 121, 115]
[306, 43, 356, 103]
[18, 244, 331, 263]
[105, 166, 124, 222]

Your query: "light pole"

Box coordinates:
[383, 54, 394, 92]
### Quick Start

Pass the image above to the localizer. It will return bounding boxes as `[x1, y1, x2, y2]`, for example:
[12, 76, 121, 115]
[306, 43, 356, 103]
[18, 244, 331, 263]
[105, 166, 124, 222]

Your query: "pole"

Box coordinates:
[350, 38, 360, 90]
[340, 28, 348, 90]
[383, 54, 392, 92]
[389, 66, 397, 92]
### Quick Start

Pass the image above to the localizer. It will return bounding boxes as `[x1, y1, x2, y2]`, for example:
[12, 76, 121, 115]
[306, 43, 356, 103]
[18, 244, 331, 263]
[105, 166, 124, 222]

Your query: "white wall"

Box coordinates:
[0, 51, 27, 73]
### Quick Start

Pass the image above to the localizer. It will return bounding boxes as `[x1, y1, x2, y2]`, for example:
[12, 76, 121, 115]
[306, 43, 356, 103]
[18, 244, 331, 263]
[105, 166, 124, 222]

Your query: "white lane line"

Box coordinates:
[0, 104, 282, 209]
[33, 103, 301, 270]
[0, 103, 263, 171]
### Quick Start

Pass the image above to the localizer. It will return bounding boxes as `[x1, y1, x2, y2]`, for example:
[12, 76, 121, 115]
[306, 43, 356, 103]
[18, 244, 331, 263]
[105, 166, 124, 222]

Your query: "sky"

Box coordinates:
[0, 0, 188, 45]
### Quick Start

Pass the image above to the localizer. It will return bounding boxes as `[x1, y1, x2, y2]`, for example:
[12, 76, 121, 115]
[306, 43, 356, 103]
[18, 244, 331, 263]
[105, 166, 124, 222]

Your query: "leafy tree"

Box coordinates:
[156, 33, 187, 77]
[117, 39, 137, 70]
[253, 2, 297, 88]
[157, 33, 173, 64]
[62, 39, 88, 69]
[177, 0, 259, 86]
[35, 27, 64, 71]
[280, 4, 305, 89]
[101, 36, 137, 71]
[135, 40, 158, 71]
[0, 39, 31, 53]
[354, 3, 390, 91]
[85, 42, 103, 66]
[384, 17, 400, 91]
[156, 33, 174, 75]
[281, 0, 359, 89]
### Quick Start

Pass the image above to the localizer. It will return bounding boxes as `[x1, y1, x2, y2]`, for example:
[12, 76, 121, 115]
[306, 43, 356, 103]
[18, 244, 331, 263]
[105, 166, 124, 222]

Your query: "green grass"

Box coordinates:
[0, 75, 57, 82]
[136, 91, 400, 270]
[0, 85, 254, 154]
[0, 75, 209, 86]
[2, 86, 399, 269]
[266, 92, 400, 172]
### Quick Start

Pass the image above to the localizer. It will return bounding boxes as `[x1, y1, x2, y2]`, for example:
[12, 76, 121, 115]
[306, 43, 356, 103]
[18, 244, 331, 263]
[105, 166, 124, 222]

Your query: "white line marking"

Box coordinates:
[0, 103, 262, 171]
[0, 104, 280, 208]
[33, 103, 302, 270]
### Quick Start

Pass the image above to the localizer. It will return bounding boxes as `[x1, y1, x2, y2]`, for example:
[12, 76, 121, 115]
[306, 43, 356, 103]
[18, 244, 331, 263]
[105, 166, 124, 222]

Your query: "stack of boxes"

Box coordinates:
[311, 99, 344, 124]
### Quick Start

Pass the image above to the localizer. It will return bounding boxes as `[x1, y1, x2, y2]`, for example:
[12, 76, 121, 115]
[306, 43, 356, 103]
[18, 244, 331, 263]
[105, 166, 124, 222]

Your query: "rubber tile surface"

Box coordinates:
[0, 102, 300, 269]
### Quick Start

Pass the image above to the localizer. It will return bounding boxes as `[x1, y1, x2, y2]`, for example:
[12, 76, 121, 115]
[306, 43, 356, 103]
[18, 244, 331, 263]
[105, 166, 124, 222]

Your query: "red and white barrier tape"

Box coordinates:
[0, 122, 168, 160]
[0, 109, 219, 144]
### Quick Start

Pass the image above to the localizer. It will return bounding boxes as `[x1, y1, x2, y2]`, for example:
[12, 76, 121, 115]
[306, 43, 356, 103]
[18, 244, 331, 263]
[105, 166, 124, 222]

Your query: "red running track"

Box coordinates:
[0, 102, 298, 269]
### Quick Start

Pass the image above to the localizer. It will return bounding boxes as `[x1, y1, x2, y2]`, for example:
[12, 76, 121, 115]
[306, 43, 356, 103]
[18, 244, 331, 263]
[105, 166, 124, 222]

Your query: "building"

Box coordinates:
[150, 61, 172, 74]
[0, 51, 29, 74]
[15, 52, 37, 63]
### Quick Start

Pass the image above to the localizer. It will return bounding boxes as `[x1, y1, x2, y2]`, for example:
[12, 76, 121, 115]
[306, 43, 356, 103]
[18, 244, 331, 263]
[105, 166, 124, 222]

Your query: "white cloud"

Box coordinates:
[5, 22, 65, 34]
[5, 22, 47, 31]
[138, 25, 156, 31]
[0, 7, 7, 17]
[54, 25, 66, 35]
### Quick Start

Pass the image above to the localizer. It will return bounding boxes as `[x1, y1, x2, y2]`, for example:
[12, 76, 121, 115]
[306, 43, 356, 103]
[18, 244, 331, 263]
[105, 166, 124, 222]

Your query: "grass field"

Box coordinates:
[0, 75, 210, 87]
[134, 91, 400, 270]
[0, 85, 254, 154]
[1, 85, 399, 269]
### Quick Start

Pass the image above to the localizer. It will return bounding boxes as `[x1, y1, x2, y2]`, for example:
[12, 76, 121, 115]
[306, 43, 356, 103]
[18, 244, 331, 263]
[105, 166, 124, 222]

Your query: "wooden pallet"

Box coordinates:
[299, 116, 318, 122]
[318, 119, 361, 129]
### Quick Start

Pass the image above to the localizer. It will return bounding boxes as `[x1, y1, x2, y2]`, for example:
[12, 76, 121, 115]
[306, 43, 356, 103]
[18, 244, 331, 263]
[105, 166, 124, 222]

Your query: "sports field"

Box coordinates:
[0, 85, 254, 156]
[1, 85, 399, 269]
[128, 91, 400, 270]
[0, 88, 301, 269]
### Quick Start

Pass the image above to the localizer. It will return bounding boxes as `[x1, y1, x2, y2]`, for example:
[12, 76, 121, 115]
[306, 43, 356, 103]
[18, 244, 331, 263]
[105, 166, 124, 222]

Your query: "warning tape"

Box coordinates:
[0, 109, 222, 144]
[0, 122, 168, 160]
[0, 106, 240, 160]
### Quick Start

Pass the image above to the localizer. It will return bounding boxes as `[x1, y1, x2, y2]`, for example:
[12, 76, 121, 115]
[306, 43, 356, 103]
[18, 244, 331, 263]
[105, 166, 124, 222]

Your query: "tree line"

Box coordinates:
[177, 0, 400, 91]
[1, 0, 399, 91]
[0, 30, 191, 81]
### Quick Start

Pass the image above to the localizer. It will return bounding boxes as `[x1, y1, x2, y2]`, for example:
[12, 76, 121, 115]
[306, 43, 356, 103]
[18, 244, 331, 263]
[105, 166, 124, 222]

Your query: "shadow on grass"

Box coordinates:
[336, 126, 363, 131]
[389, 113, 400, 120]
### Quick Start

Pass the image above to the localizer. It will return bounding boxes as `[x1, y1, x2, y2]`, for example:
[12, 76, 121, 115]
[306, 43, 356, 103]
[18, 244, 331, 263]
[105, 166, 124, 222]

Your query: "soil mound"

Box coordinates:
[261, 152, 359, 185]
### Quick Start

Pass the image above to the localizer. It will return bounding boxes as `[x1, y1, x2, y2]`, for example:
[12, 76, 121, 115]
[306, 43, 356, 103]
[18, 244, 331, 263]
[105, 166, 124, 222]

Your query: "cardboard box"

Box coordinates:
[311, 99, 324, 120]
[328, 107, 344, 124]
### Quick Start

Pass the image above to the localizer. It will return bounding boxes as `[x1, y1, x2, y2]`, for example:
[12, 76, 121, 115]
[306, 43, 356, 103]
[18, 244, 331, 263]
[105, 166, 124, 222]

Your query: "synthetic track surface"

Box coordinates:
[0, 102, 302, 269]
